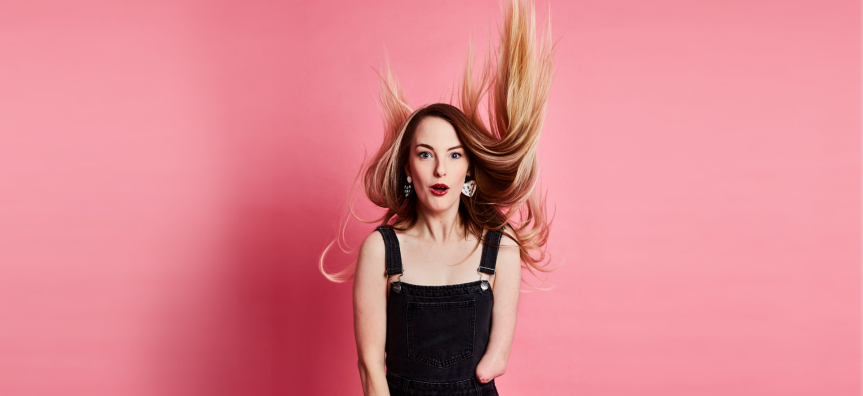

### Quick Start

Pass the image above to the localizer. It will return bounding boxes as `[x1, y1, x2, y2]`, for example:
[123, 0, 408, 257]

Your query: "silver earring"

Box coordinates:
[462, 175, 476, 197]
[404, 176, 412, 197]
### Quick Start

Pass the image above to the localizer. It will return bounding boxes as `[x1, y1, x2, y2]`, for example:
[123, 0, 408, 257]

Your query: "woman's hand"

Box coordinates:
[475, 352, 507, 384]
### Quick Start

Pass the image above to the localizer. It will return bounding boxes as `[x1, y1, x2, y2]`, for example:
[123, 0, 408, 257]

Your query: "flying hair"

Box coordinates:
[320, 0, 561, 290]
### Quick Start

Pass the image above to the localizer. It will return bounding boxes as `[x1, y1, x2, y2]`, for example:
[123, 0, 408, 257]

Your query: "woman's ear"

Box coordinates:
[403, 164, 411, 179]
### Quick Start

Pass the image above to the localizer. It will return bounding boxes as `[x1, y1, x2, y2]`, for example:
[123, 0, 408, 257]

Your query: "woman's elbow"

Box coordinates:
[357, 357, 386, 375]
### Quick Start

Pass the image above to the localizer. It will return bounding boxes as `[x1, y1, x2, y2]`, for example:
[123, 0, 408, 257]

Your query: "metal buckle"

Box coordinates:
[479, 272, 490, 291]
[389, 273, 402, 293]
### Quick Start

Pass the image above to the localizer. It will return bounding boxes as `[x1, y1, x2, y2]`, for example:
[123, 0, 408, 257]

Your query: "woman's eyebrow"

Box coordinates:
[416, 143, 463, 151]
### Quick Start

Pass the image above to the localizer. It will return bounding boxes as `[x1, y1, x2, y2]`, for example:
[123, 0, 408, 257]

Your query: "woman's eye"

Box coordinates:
[451, 153, 462, 159]
[419, 152, 431, 159]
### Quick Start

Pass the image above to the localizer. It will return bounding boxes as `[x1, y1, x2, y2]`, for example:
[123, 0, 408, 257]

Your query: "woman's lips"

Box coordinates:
[430, 183, 449, 196]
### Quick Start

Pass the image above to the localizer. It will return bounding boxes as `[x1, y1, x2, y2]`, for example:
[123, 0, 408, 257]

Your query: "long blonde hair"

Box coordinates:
[320, 0, 560, 289]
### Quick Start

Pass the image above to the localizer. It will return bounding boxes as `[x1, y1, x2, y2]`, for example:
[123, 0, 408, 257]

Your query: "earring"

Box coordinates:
[462, 175, 476, 197]
[404, 176, 413, 197]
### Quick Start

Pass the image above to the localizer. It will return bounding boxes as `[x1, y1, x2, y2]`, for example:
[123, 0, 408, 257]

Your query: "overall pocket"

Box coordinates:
[406, 300, 476, 368]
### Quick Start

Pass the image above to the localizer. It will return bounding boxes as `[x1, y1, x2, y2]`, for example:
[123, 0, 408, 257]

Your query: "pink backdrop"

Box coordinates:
[1, 0, 860, 395]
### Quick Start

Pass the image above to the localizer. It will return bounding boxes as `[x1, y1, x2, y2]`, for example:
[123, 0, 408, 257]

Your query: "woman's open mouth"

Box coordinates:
[430, 183, 449, 196]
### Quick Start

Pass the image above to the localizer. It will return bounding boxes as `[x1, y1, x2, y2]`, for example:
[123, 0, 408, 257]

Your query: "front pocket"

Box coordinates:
[406, 300, 476, 368]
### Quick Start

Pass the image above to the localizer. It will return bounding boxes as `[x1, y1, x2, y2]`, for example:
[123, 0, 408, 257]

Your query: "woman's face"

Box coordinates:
[405, 116, 470, 214]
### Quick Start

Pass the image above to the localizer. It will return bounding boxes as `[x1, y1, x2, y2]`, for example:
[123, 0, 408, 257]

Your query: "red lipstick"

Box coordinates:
[430, 183, 449, 196]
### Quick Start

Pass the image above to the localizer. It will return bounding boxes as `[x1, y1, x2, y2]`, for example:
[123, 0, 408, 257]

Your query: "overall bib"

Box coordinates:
[375, 225, 503, 396]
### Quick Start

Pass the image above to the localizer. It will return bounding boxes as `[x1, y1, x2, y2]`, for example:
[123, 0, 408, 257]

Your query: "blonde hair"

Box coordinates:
[320, 0, 560, 289]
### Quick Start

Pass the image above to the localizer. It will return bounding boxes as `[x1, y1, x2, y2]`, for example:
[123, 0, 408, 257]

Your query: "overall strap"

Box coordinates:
[375, 225, 404, 276]
[479, 226, 505, 275]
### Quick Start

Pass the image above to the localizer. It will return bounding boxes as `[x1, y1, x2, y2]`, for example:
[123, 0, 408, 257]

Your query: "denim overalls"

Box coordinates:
[375, 225, 503, 396]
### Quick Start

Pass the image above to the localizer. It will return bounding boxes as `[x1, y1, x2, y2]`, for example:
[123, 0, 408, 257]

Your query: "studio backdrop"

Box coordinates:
[0, 0, 859, 395]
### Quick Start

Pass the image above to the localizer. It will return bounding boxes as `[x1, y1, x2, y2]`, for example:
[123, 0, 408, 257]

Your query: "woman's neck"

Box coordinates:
[412, 205, 467, 244]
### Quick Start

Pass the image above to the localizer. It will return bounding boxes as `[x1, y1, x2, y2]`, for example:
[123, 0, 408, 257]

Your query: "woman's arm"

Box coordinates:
[353, 231, 391, 396]
[475, 232, 522, 383]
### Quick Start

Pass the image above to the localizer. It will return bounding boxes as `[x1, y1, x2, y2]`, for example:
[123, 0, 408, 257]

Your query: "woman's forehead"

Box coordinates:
[412, 117, 460, 147]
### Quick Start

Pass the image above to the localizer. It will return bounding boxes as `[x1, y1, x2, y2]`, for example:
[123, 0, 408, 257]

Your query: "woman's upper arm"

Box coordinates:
[487, 230, 522, 358]
[353, 230, 389, 368]
[493, 230, 522, 303]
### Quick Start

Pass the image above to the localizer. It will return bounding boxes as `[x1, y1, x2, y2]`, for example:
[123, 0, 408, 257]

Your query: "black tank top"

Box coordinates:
[375, 225, 502, 396]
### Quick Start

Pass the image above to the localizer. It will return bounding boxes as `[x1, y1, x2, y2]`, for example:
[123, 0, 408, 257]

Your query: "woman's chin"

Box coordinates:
[417, 197, 458, 212]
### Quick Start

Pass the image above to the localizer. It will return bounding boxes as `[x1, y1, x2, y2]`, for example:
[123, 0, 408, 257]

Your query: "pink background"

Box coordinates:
[1, 0, 860, 395]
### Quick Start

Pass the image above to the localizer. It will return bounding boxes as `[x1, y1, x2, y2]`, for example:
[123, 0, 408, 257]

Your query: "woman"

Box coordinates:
[324, 0, 557, 394]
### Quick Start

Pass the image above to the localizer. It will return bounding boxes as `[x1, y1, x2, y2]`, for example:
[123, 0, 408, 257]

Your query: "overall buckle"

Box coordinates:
[389, 272, 403, 293]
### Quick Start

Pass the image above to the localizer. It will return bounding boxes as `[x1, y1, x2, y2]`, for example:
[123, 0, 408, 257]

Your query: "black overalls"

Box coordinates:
[375, 225, 503, 396]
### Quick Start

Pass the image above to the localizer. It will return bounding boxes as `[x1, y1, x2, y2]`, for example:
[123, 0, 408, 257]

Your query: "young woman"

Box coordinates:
[324, 0, 557, 394]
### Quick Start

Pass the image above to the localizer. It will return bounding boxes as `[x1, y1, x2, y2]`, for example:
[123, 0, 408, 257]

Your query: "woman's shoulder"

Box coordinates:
[364, 225, 389, 243]
[354, 229, 389, 292]
[496, 224, 519, 248]
[494, 226, 522, 272]
[358, 228, 387, 266]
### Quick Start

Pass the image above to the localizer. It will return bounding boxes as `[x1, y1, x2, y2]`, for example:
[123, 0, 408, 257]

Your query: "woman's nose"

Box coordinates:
[434, 161, 446, 176]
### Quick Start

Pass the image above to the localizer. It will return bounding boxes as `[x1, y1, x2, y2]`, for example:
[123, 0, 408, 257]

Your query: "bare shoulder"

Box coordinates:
[498, 228, 520, 248]
[356, 229, 386, 279]
[496, 228, 522, 271]
[492, 227, 522, 294]
[360, 228, 386, 257]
